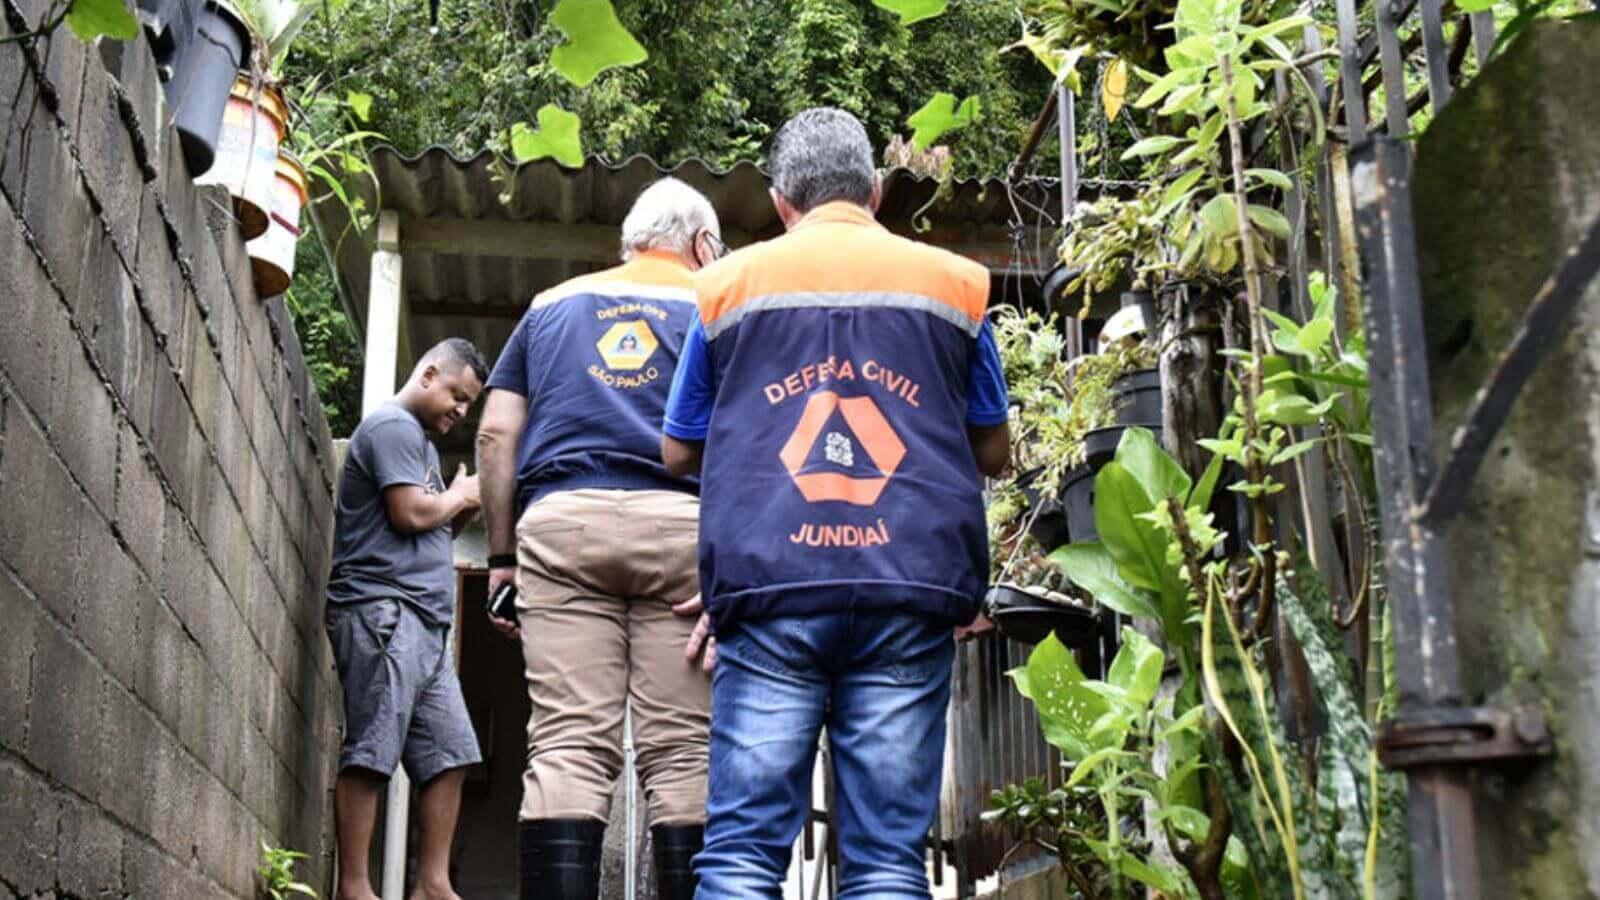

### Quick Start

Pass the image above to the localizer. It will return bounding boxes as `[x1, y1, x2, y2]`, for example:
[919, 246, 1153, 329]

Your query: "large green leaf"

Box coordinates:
[1024, 633, 1111, 760]
[65, 0, 138, 41]
[1048, 542, 1161, 620]
[548, 0, 648, 88]
[1116, 426, 1191, 506]
[906, 92, 981, 151]
[871, 0, 947, 25]
[510, 105, 584, 168]
[1105, 626, 1164, 710]
[1093, 462, 1188, 640]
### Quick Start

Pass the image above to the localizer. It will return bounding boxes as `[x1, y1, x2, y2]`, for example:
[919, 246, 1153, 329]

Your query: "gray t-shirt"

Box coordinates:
[326, 402, 455, 627]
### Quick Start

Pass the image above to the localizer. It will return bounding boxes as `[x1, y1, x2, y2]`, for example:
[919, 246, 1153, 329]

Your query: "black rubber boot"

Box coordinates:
[519, 818, 605, 900]
[651, 823, 704, 900]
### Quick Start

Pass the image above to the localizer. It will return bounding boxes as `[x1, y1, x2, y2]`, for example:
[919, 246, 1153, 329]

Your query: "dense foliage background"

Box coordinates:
[282, 0, 1056, 434]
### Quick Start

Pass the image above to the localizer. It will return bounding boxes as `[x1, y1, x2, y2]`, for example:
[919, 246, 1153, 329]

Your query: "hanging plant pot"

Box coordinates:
[1015, 467, 1070, 551]
[1062, 425, 1131, 543]
[135, 0, 200, 80]
[194, 75, 287, 240]
[246, 150, 307, 297]
[163, 0, 251, 178]
[1112, 368, 1162, 428]
[987, 584, 1101, 647]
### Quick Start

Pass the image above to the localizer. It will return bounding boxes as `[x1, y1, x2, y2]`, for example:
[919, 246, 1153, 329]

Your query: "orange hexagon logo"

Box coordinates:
[596, 320, 659, 371]
[779, 391, 907, 506]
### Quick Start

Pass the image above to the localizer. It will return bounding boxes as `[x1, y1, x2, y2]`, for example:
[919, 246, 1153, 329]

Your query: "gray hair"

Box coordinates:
[619, 177, 720, 260]
[768, 107, 876, 213]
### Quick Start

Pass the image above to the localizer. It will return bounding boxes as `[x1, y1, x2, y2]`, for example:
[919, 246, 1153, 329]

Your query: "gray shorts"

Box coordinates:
[325, 599, 482, 784]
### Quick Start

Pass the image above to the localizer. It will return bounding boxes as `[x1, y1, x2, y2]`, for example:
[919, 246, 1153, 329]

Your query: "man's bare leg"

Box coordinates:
[409, 768, 466, 900]
[334, 769, 386, 900]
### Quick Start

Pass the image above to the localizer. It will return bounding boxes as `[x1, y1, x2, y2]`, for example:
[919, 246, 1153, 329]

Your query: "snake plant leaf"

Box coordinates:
[65, 0, 139, 42]
[509, 105, 584, 168]
[549, 0, 648, 88]
[1202, 589, 1308, 897]
[907, 93, 981, 151]
[871, 0, 947, 25]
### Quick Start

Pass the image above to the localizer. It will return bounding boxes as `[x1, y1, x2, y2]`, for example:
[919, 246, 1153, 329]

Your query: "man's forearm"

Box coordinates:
[478, 433, 518, 555]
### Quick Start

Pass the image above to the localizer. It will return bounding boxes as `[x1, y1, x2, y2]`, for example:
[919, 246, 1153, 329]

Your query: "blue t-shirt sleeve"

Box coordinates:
[966, 319, 1010, 427]
[365, 419, 430, 490]
[663, 317, 716, 441]
[485, 317, 529, 395]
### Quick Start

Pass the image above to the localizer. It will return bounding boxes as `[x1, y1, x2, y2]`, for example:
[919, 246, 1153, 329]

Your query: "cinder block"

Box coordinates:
[37, 26, 88, 133]
[0, 33, 43, 200]
[90, 245, 141, 399]
[177, 642, 209, 754]
[148, 363, 193, 505]
[122, 829, 192, 899]
[48, 325, 119, 515]
[0, 567, 38, 754]
[146, 723, 200, 859]
[96, 32, 166, 182]
[186, 335, 221, 443]
[134, 592, 186, 731]
[120, 311, 162, 436]
[76, 68, 141, 261]
[0, 756, 61, 894]
[26, 615, 105, 793]
[115, 421, 166, 575]
[100, 685, 158, 831]
[0, 206, 57, 417]
[133, 186, 186, 346]
[56, 796, 125, 897]
[0, 402, 83, 621]
[72, 512, 139, 686]
[19, 93, 91, 306]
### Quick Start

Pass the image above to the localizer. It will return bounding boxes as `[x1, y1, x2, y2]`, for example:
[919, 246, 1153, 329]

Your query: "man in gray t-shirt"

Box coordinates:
[325, 338, 487, 900]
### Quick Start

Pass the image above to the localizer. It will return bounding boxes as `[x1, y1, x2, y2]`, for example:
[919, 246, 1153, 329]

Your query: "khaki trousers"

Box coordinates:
[515, 488, 709, 824]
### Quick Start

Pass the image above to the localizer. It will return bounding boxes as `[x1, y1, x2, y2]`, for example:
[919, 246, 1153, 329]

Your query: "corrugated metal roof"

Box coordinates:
[308, 146, 1065, 346]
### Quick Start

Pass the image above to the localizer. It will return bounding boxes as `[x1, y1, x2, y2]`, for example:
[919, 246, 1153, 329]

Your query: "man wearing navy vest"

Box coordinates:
[476, 178, 726, 900]
[662, 108, 1011, 897]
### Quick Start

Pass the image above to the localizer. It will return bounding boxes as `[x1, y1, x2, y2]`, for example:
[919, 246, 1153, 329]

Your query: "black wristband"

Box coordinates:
[487, 553, 517, 569]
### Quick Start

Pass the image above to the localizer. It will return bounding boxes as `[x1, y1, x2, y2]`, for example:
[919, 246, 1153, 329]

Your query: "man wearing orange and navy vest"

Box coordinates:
[662, 108, 1011, 897]
[476, 178, 725, 900]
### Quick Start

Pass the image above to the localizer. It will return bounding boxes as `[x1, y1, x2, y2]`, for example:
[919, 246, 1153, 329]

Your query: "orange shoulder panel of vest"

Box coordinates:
[694, 218, 988, 330]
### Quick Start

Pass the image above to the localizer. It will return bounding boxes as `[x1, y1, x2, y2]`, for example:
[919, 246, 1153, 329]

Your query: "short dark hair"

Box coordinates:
[424, 337, 488, 384]
[768, 107, 876, 213]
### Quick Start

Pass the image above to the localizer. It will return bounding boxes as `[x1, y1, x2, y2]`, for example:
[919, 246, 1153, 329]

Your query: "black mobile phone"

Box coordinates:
[487, 582, 517, 621]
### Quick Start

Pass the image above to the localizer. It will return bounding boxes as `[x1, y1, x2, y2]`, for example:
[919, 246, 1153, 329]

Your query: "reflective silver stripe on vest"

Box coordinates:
[530, 280, 697, 311]
[703, 291, 982, 341]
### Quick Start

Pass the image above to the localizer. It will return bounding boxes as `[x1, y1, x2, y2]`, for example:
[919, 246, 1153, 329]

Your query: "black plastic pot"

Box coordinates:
[987, 584, 1102, 647]
[1113, 368, 1162, 427]
[1062, 425, 1143, 543]
[1062, 463, 1096, 543]
[163, 0, 251, 177]
[1014, 467, 1070, 551]
[135, 0, 200, 79]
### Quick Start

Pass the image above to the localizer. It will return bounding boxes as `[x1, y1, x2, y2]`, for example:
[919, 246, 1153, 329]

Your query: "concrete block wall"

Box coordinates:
[0, 0, 342, 895]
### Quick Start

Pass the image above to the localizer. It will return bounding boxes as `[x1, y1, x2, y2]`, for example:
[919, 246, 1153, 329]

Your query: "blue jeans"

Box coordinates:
[694, 611, 956, 899]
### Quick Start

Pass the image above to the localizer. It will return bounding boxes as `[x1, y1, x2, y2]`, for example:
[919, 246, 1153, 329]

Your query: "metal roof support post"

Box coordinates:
[1057, 85, 1086, 359]
[364, 210, 406, 416]
[361, 209, 413, 900]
